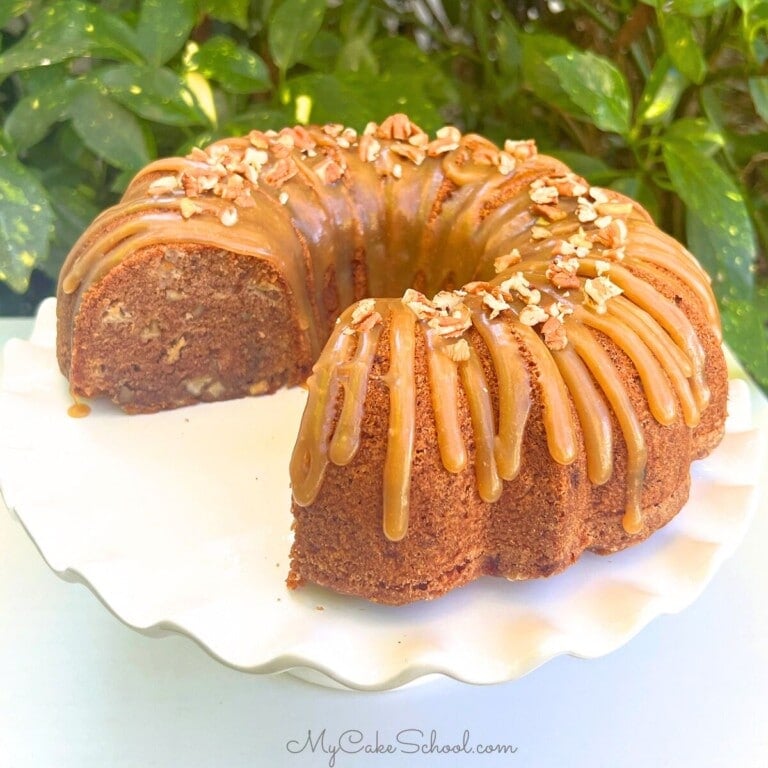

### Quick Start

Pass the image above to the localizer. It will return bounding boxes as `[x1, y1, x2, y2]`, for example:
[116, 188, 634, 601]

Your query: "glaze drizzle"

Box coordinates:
[58, 115, 721, 541]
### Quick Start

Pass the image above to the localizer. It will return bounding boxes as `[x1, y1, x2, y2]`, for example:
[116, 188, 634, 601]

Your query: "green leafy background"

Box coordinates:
[1, 0, 766, 392]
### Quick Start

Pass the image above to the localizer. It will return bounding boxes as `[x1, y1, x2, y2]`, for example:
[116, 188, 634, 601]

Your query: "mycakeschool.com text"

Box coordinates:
[285, 728, 519, 766]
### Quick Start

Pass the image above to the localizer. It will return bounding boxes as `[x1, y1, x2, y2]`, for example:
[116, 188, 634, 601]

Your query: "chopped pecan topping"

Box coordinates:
[377, 113, 419, 141]
[247, 130, 270, 150]
[348, 298, 382, 332]
[403, 288, 471, 338]
[503, 138, 537, 161]
[315, 157, 344, 184]
[583, 276, 623, 314]
[594, 214, 613, 229]
[436, 125, 462, 144]
[533, 203, 568, 222]
[443, 338, 471, 362]
[529, 182, 559, 205]
[461, 280, 493, 297]
[219, 206, 238, 227]
[432, 290, 465, 314]
[496, 150, 516, 175]
[422, 125, 463, 156]
[519, 303, 549, 326]
[590, 218, 628, 250]
[494, 248, 522, 274]
[546, 174, 588, 198]
[148, 175, 180, 196]
[427, 305, 472, 338]
[261, 158, 298, 187]
[542, 315, 568, 350]
[402, 288, 438, 320]
[483, 289, 511, 319]
[322, 123, 345, 139]
[530, 224, 552, 240]
[358, 134, 381, 163]
[576, 197, 598, 223]
[390, 141, 426, 166]
[465, 137, 501, 167]
[179, 198, 203, 219]
[568, 228, 594, 254]
[594, 259, 612, 276]
[546, 257, 581, 290]
[499, 272, 541, 305]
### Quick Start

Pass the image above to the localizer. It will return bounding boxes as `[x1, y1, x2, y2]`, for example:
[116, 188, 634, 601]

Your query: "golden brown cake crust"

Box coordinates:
[56, 114, 728, 604]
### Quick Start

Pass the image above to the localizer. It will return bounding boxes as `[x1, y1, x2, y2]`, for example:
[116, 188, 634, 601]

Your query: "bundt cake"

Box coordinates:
[56, 114, 728, 605]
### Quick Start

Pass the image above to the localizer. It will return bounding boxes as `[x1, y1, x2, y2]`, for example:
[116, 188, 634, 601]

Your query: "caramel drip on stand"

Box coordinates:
[67, 390, 91, 419]
[380, 304, 417, 541]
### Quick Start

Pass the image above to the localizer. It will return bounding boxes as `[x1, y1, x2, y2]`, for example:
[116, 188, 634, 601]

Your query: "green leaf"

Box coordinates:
[301, 30, 342, 72]
[96, 64, 210, 126]
[0, 0, 143, 75]
[42, 184, 101, 278]
[268, 0, 327, 73]
[749, 77, 768, 122]
[337, 36, 378, 76]
[717, 296, 768, 388]
[521, 33, 582, 117]
[223, 107, 294, 136]
[337, 0, 377, 72]
[546, 52, 632, 134]
[686, 206, 768, 387]
[660, 14, 707, 84]
[0, 0, 32, 28]
[493, 16, 521, 100]
[667, 0, 732, 15]
[739, 2, 768, 59]
[69, 85, 151, 171]
[470, 1, 492, 61]
[288, 41, 454, 133]
[136, 0, 198, 66]
[285, 72, 368, 126]
[370, 36, 457, 127]
[664, 140, 756, 297]
[4, 78, 70, 152]
[636, 55, 687, 125]
[0, 154, 54, 293]
[192, 36, 272, 94]
[200, 0, 250, 29]
[665, 117, 725, 153]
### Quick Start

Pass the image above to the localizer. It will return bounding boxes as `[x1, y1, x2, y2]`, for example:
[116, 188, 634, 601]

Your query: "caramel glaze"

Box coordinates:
[58, 115, 722, 540]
